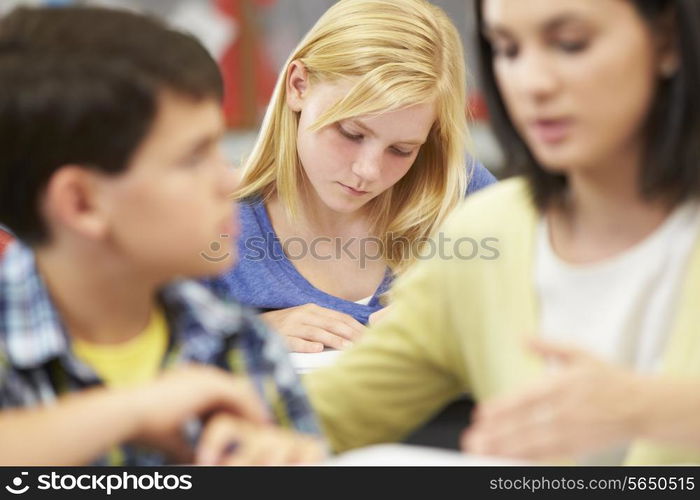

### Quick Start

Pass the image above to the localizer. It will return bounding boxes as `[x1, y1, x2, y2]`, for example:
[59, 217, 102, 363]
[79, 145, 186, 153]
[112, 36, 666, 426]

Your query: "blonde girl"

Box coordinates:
[206, 0, 495, 352]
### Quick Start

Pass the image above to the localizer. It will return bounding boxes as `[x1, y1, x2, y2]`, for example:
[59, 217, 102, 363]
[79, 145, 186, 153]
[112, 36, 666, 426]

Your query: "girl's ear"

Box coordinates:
[286, 60, 309, 112]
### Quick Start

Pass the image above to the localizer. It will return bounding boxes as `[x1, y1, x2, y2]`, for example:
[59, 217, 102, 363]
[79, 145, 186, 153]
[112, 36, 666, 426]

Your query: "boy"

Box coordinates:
[0, 6, 321, 465]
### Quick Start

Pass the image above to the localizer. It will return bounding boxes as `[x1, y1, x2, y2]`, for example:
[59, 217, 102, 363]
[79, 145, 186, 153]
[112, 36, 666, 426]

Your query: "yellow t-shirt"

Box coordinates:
[72, 309, 168, 388]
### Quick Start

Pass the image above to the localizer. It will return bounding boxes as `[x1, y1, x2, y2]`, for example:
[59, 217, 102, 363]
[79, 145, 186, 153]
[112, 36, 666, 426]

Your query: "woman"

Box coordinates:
[206, 0, 495, 353]
[306, 0, 700, 464]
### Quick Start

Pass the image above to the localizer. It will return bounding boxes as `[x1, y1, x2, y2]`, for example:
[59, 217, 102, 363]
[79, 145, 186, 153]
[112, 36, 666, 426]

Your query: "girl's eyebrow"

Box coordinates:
[349, 119, 425, 146]
[348, 118, 376, 136]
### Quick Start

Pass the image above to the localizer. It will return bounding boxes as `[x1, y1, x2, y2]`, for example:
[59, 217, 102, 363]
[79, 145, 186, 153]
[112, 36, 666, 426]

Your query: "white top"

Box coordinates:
[354, 295, 373, 306]
[536, 201, 700, 371]
[535, 201, 700, 463]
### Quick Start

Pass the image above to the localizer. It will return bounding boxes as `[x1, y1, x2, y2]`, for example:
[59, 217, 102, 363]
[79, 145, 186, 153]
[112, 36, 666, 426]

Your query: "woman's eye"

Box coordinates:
[556, 39, 588, 53]
[492, 41, 519, 59]
[337, 124, 363, 141]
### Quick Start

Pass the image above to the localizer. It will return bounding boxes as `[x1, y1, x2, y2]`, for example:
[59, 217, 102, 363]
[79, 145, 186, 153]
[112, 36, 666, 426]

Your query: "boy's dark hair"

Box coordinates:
[0, 6, 223, 244]
[475, 0, 700, 210]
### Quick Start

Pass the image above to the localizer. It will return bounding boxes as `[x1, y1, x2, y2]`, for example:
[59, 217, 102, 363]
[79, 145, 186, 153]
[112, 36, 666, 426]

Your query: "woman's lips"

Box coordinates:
[528, 118, 572, 144]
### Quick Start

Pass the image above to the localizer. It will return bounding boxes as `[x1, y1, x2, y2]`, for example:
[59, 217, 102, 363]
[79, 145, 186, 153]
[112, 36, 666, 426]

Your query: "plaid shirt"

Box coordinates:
[0, 242, 320, 465]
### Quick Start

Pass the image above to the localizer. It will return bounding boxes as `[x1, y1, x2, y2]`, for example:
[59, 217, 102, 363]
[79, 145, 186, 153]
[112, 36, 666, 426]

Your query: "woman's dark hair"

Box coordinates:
[0, 6, 223, 244]
[475, 0, 700, 210]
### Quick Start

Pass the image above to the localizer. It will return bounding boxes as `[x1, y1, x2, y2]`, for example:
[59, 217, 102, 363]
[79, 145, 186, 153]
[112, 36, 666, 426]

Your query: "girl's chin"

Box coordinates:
[318, 194, 372, 214]
[325, 203, 366, 214]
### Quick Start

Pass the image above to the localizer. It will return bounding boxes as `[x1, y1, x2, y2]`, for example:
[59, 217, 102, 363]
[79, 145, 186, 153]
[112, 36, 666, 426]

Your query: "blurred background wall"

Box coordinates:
[0, 0, 503, 174]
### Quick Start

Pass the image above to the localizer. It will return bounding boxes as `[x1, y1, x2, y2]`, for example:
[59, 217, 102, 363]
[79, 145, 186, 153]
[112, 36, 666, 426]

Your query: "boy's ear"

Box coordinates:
[286, 60, 309, 112]
[42, 166, 109, 241]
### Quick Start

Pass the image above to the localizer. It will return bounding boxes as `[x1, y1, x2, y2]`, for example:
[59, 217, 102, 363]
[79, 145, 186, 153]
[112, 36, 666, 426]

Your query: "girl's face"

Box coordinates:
[482, 0, 676, 174]
[287, 63, 435, 216]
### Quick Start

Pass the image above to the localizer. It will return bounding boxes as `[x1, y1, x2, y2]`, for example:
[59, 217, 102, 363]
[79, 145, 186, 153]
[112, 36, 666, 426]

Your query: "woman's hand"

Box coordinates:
[195, 413, 326, 465]
[461, 339, 648, 462]
[261, 304, 365, 353]
[368, 305, 393, 326]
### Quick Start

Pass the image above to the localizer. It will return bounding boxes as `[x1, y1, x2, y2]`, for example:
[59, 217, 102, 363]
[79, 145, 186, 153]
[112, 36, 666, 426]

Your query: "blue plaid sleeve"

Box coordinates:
[235, 311, 321, 436]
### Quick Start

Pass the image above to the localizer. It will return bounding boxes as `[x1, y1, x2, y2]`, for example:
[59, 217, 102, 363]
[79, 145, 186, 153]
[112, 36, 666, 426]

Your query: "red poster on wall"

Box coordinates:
[214, 0, 278, 129]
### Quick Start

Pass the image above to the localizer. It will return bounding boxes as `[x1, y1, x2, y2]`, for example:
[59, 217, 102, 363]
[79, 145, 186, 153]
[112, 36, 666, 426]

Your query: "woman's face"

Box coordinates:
[286, 63, 435, 216]
[482, 0, 675, 174]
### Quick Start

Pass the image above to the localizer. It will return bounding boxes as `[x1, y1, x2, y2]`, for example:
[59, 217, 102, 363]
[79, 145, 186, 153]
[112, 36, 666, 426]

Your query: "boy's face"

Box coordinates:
[97, 91, 239, 280]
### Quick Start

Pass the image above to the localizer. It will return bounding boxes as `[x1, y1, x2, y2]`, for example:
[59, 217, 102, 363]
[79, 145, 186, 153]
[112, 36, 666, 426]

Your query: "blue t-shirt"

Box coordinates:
[204, 160, 496, 324]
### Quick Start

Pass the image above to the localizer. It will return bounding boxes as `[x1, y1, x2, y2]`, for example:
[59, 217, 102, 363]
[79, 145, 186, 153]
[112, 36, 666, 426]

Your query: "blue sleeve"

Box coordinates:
[237, 312, 322, 436]
[466, 157, 497, 195]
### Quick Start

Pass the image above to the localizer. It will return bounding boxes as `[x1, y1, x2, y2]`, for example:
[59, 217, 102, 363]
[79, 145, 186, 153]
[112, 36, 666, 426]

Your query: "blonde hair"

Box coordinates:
[237, 0, 470, 274]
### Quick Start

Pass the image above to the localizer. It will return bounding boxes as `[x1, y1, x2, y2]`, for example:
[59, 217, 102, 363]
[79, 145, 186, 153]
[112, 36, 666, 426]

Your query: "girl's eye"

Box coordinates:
[337, 124, 363, 141]
[390, 147, 413, 157]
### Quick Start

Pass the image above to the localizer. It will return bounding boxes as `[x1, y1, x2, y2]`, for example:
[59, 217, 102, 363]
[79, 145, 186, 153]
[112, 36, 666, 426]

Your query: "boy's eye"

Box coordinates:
[180, 153, 206, 167]
[337, 124, 363, 142]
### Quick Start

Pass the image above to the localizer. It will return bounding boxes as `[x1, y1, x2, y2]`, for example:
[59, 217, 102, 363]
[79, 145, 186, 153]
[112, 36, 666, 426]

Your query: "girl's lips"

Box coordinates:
[528, 118, 572, 144]
[338, 182, 369, 196]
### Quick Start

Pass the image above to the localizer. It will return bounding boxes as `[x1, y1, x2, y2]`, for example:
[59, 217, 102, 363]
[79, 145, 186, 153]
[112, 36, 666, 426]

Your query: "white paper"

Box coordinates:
[289, 349, 344, 374]
[324, 444, 527, 466]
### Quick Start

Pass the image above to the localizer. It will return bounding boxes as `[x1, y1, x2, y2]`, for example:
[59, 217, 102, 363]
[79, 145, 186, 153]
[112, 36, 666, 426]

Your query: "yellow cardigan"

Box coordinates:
[305, 177, 700, 464]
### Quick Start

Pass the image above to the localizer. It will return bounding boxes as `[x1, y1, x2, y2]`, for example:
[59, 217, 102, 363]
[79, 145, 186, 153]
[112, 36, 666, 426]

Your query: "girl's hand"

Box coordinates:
[261, 304, 365, 353]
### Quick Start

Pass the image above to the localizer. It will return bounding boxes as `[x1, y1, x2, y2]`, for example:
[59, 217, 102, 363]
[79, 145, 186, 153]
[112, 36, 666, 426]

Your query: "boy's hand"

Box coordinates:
[261, 304, 365, 353]
[195, 413, 326, 465]
[126, 365, 270, 462]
